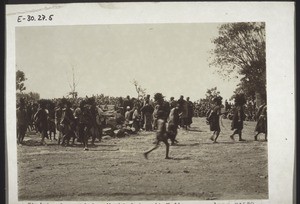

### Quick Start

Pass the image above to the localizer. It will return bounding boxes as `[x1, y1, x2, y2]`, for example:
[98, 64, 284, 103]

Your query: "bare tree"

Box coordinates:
[132, 79, 146, 100]
[67, 65, 79, 99]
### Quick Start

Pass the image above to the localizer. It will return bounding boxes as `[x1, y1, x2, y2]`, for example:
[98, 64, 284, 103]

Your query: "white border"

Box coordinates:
[6, 2, 295, 204]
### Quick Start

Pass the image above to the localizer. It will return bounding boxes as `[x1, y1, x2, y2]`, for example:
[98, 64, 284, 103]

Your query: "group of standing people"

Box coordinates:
[17, 97, 104, 150]
[121, 94, 194, 133]
[206, 93, 267, 144]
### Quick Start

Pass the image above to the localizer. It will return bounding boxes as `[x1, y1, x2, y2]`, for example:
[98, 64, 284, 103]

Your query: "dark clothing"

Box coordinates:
[187, 101, 194, 126]
[169, 100, 177, 109]
[35, 108, 48, 133]
[255, 105, 267, 133]
[157, 101, 171, 121]
[123, 99, 133, 114]
[17, 107, 28, 143]
[74, 107, 88, 142]
[48, 109, 56, 134]
[17, 107, 27, 127]
[208, 105, 221, 132]
[61, 108, 75, 126]
[231, 106, 246, 130]
[61, 107, 76, 143]
[115, 113, 125, 125]
[141, 104, 154, 131]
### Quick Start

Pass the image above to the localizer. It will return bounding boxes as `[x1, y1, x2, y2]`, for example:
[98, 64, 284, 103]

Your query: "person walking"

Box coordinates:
[230, 93, 247, 141]
[207, 96, 223, 143]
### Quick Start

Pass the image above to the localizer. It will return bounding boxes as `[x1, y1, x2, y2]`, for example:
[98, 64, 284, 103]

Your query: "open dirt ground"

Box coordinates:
[17, 117, 268, 201]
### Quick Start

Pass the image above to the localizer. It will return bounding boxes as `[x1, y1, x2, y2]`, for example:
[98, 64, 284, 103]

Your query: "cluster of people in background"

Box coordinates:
[194, 98, 257, 122]
[16, 93, 194, 150]
[16, 91, 267, 158]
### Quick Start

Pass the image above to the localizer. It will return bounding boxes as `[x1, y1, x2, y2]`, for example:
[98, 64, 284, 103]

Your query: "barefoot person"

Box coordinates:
[207, 96, 223, 143]
[230, 93, 247, 141]
[144, 93, 171, 159]
[143, 110, 171, 159]
[34, 99, 49, 145]
[16, 97, 28, 145]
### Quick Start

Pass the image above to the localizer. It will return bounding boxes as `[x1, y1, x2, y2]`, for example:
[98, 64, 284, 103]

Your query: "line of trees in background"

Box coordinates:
[16, 70, 40, 102]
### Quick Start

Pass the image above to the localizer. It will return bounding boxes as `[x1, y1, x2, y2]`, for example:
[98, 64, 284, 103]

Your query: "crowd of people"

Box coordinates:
[16, 92, 267, 159]
[193, 99, 257, 121]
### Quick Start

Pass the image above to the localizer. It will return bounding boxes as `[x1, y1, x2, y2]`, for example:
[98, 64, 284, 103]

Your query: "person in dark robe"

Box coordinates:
[34, 99, 49, 145]
[17, 98, 28, 145]
[60, 100, 76, 146]
[207, 96, 223, 143]
[88, 98, 102, 146]
[186, 97, 194, 128]
[254, 99, 267, 141]
[141, 100, 154, 131]
[177, 95, 188, 129]
[74, 100, 91, 150]
[230, 93, 247, 141]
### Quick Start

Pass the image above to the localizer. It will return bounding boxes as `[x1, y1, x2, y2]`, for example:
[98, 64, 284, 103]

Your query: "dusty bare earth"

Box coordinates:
[17, 117, 268, 201]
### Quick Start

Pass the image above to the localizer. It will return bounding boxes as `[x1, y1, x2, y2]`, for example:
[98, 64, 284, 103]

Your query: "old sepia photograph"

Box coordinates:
[6, 2, 295, 204]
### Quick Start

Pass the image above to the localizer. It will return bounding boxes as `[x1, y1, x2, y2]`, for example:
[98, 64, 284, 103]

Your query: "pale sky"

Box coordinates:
[16, 23, 240, 102]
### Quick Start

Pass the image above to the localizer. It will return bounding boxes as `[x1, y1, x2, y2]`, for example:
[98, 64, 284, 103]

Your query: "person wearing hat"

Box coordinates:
[16, 97, 28, 145]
